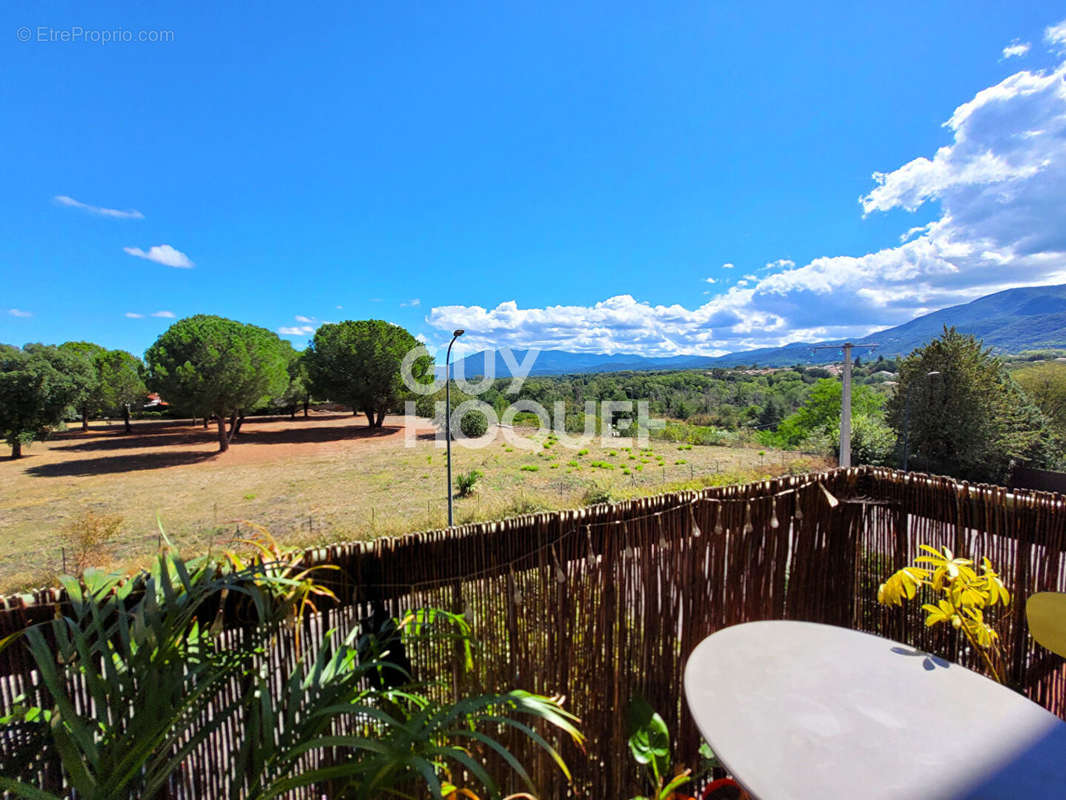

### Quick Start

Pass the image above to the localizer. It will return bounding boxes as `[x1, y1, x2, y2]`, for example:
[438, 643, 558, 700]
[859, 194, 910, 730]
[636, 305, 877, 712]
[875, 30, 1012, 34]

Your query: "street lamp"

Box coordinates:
[445, 329, 465, 527]
[902, 370, 940, 472]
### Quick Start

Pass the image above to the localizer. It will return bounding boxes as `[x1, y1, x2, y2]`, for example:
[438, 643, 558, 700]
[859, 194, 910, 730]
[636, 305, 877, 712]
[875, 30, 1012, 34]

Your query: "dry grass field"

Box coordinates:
[0, 412, 828, 593]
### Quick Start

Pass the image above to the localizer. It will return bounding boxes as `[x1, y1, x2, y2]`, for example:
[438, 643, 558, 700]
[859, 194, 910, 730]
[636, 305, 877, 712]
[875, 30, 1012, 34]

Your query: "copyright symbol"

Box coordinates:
[16, 26, 31, 42]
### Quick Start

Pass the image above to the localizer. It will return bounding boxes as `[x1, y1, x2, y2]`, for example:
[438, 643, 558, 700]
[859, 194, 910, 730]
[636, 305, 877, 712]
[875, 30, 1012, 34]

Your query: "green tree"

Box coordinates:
[1013, 361, 1066, 437]
[96, 350, 148, 433]
[772, 378, 883, 448]
[886, 327, 1062, 483]
[273, 341, 313, 420]
[57, 341, 107, 431]
[145, 316, 289, 452]
[305, 320, 431, 428]
[0, 344, 90, 457]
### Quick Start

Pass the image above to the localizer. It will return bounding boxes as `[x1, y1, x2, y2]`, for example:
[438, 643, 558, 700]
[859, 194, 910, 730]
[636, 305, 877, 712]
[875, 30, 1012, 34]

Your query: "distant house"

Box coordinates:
[144, 393, 169, 409]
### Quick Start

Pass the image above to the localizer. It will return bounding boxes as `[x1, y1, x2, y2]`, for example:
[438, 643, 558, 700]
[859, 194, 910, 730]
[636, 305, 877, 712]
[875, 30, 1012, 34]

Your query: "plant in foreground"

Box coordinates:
[625, 696, 692, 800]
[0, 549, 583, 799]
[877, 544, 1011, 683]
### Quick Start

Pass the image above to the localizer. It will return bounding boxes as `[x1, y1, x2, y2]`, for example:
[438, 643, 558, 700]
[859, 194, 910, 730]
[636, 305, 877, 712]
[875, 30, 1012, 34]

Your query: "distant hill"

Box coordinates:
[449, 284, 1066, 376]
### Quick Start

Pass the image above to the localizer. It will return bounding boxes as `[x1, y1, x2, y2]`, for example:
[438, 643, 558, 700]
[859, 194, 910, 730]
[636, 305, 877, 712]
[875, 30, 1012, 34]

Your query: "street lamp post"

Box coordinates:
[902, 370, 940, 472]
[445, 329, 464, 527]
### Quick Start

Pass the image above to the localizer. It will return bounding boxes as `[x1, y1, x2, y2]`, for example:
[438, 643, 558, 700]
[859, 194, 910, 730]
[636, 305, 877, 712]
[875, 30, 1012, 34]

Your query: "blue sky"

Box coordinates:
[2, 1, 1065, 358]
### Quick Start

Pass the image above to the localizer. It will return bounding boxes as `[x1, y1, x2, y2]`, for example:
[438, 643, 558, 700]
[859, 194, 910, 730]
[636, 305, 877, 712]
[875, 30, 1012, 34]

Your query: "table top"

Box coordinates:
[684, 621, 1066, 800]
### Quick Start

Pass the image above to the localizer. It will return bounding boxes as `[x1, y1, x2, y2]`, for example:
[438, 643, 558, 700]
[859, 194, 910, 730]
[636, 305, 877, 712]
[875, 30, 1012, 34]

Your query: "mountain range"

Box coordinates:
[449, 284, 1066, 377]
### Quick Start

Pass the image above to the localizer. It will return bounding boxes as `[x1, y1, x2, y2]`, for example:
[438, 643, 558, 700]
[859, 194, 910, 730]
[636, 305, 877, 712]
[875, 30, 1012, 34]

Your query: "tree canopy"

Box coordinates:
[96, 350, 148, 433]
[1013, 361, 1066, 438]
[0, 344, 91, 457]
[886, 327, 1062, 483]
[57, 341, 107, 431]
[145, 315, 289, 451]
[768, 378, 885, 449]
[273, 341, 312, 419]
[305, 320, 431, 428]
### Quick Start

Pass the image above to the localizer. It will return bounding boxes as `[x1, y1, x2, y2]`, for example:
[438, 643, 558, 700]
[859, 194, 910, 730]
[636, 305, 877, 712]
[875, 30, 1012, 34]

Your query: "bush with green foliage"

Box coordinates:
[460, 408, 489, 438]
[454, 469, 483, 497]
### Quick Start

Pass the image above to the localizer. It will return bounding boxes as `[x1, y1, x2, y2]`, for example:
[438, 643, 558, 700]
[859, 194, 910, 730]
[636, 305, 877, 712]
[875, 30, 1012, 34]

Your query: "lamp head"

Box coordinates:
[453, 329, 465, 338]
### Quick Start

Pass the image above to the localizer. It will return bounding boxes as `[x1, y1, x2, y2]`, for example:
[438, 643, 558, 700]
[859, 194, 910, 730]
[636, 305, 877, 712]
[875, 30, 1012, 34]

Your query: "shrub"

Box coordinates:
[589, 461, 615, 470]
[61, 510, 123, 573]
[455, 469, 483, 497]
[504, 494, 549, 515]
[460, 409, 489, 438]
[520, 464, 539, 472]
[582, 482, 616, 505]
[851, 414, 897, 466]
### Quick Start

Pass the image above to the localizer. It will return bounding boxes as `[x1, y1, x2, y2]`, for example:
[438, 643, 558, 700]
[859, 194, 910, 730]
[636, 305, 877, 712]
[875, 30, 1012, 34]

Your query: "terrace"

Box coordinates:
[1, 465, 1064, 797]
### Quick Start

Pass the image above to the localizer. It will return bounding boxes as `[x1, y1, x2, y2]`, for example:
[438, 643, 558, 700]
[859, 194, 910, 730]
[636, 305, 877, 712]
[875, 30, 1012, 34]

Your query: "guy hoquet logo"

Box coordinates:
[400, 345, 664, 449]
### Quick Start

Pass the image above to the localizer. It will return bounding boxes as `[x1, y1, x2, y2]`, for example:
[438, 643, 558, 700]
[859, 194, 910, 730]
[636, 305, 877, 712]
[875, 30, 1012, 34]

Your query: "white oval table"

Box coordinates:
[684, 621, 1066, 800]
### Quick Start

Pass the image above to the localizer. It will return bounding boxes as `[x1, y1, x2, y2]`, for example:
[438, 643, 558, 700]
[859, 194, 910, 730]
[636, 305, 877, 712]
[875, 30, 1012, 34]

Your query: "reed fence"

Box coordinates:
[1, 465, 1065, 797]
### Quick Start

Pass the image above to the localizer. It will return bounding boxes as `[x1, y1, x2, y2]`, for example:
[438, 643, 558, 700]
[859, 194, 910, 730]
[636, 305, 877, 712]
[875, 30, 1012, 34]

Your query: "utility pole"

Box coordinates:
[813, 342, 877, 468]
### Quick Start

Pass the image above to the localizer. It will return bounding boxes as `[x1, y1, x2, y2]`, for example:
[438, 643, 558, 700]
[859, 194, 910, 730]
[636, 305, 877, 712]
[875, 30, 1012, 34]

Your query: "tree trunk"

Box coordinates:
[290, 406, 296, 421]
[375, 410, 386, 427]
[81, 407, 89, 432]
[203, 416, 209, 429]
[233, 411, 245, 437]
[366, 410, 375, 428]
[123, 405, 132, 434]
[303, 397, 309, 418]
[216, 415, 229, 452]
[227, 411, 240, 443]
[11, 440, 22, 459]
[353, 408, 359, 416]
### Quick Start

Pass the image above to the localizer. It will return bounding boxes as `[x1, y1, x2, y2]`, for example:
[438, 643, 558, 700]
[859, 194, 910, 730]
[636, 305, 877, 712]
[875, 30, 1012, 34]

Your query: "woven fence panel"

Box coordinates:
[1, 466, 1064, 797]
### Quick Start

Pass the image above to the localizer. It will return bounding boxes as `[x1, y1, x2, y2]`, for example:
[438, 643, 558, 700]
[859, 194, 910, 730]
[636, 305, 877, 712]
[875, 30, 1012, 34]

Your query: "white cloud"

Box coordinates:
[294, 315, 314, 323]
[124, 312, 144, 319]
[705, 277, 717, 284]
[400, 298, 421, 307]
[124, 244, 194, 268]
[336, 305, 343, 309]
[416, 333, 428, 343]
[1046, 19, 1066, 53]
[8, 308, 32, 318]
[279, 325, 316, 336]
[764, 258, 795, 271]
[743, 273, 758, 281]
[429, 57, 1066, 357]
[151, 310, 176, 318]
[721, 262, 735, 269]
[1002, 40, 1031, 60]
[55, 195, 144, 220]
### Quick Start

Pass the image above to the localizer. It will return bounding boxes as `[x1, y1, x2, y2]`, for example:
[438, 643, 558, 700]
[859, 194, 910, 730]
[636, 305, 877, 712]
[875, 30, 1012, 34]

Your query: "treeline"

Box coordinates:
[0, 316, 429, 457]
[417, 356, 902, 450]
